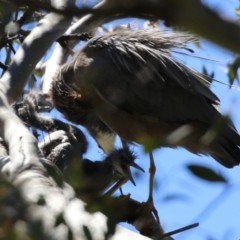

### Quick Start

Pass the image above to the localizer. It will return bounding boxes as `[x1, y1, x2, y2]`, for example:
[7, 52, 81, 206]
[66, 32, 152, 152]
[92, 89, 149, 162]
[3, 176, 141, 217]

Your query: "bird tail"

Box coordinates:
[206, 121, 240, 168]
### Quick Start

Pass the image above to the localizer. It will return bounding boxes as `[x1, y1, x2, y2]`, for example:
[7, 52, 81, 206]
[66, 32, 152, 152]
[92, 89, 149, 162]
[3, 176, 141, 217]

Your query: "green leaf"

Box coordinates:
[55, 213, 65, 227]
[236, 7, 240, 17]
[162, 193, 191, 202]
[0, 1, 14, 36]
[201, 66, 214, 87]
[105, 219, 116, 240]
[139, 135, 159, 152]
[83, 225, 93, 240]
[187, 165, 228, 183]
[37, 195, 46, 206]
[68, 227, 74, 240]
[227, 56, 240, 86]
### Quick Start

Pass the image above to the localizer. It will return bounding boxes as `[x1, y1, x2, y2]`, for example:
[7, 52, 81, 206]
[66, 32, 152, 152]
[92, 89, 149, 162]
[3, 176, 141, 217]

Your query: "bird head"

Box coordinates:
[106, 148, 144, 186]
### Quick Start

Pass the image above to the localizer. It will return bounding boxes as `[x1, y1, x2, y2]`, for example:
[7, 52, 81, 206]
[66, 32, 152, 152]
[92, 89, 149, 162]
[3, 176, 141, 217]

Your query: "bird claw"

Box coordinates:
[151, 204, 160, 224]
[139, 200, 160, 224]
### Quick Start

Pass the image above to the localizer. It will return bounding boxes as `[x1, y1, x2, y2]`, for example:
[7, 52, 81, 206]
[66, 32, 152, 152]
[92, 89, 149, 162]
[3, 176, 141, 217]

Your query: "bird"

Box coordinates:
[38, 129, 144, 200]
[14, 92, 144, 199]
[78, 147, 144, 200]
[50, 29, 240, 221]
[49, 68, 116, 153]
[50, 30, 240, 167]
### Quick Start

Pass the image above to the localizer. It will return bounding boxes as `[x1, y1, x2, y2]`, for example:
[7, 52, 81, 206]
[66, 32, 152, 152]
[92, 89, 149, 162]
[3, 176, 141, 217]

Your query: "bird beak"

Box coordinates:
[121, 165, 136, 186]
[121, 162, 144, 186]
[127, 161, 145, 173]
[128, 172, 136, 186]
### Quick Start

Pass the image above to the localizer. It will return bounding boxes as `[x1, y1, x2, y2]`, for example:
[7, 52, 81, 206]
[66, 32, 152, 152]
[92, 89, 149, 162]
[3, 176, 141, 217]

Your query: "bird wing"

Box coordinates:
[82, 30, 220, 125]
[71, 30, 240, 168]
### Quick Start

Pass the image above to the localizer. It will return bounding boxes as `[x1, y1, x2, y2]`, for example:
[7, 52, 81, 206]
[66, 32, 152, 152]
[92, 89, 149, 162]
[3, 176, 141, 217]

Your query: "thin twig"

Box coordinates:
[57, 32, 92, 42]
[0, 62, 8, 71]
[162, 223, 199, 238]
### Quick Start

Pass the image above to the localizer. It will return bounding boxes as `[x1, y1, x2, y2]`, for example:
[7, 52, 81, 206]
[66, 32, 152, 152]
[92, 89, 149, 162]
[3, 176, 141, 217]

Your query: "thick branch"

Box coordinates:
[10, 0, 240, 55]
[0, 11, 72, 103]
[0, 92, 41, 178]
[0, 156, 151, 240]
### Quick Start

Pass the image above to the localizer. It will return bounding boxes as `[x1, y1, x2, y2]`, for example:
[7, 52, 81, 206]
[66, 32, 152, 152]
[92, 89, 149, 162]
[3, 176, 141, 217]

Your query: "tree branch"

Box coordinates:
[0, 11, 72, 103]
[10, 0, 240, 55]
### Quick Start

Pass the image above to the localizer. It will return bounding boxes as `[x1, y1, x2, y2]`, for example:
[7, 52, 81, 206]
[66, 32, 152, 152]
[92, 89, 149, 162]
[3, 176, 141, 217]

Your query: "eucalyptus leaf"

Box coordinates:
[187, 164, 228, 183]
